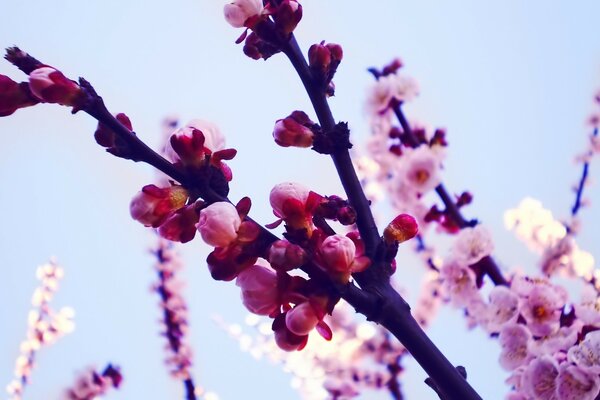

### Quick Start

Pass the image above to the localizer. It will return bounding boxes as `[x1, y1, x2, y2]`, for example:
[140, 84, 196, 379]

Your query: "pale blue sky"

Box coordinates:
[1, 1, 599, 399]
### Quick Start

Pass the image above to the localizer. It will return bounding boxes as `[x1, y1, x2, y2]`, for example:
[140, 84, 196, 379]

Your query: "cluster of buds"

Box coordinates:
[128, 119, 238, 244]
[7, 261, 75, 400]
[366, 59, 419, 117]
[224, 0, 303, 60]
[62, 365, 122, 400]
[273, 110, 317, 148]
[2, 47, 86, 113]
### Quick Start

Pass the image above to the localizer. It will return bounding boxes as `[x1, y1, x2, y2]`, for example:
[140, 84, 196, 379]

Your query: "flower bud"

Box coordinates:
[269, 182, 310, 219]
[129, 185, 188, 228]
[0, 75, 38, 116]
[273, 111, 315, 148]
[268, 240, 307, 271]
[197, 202, 241, 247]
[236, 265, 280, 316]
[28, 67, 83, 107]
[320, 234, 356, 273]
[158, 203, 200, 243]
[272, 0, 302, 35]
[224, 0, 263, 28]
[285, 302, 319, 336]
[272, 313, 308, 351]
[383, 214, 418, 244]
[164, 119, 226, 167]
[308, 43, 331, 73]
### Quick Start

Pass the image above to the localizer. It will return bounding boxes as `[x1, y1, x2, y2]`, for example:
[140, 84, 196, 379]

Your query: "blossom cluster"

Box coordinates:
[6, 261, 75, 400]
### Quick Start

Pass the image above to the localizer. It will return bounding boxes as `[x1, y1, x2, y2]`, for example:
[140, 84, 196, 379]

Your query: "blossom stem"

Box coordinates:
[282, 37, 381, 259]
[392, 103, 508, 286]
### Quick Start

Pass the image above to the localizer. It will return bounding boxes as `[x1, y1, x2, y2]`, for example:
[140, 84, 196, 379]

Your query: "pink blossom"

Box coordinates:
[521, 356, 559, 400]
[499, 323, 533, 371]
[532, 323, 581, 356]
[397, 145, 443, 195]
[197, 202, 241, 247]
[365, 73, 419, 116]
[236, 264, 280, 316]
[575, 284, 600, 325]
[28, 66, 82, 107]
[483, 286, 519, 333]
[129, 185, 188, 228]
[568, 331, 600, 373]
[556, 363, 600, 400]
[517, 280, 567, 337]
[224, 0, 263, 28]
[452, 225, 494, 265]
[439, 258, 478, 306]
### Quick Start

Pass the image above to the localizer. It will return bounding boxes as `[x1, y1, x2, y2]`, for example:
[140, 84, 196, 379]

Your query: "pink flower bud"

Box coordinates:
[273, 111, 315, 148]
[158, 203, 200, 243]
[0, 75, 38, 116]
[197, 202, 241, 247]
[308, 43, 332, 72]
[268, 240, 307, 271]
[269, 182, 310, 219]
[383, 214, 419, 244]
[320, 234, 356, 273]
[224, 0, 263, 28]
[129, 185, 188, 228]
[236, 265, 280, 316]
[285, 302, 319, 336]
[272, 0, 302, 35]
[166, 119, 225, 165]
[28, 67, 83, 107]
[272, 313, 308, 351]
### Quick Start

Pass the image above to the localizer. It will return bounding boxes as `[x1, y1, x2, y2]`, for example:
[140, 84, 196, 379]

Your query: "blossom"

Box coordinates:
[286, 302, 321, 336]
[516, 278, 567, 337]
[396, 145, 443, 195]
[129, 185, 189, 228]
[28, 66, 83, 107]
[568, 331, 600, 373]
[451, 225, 494, 265]
[482, 285, 519, 333]
[197, 202, 241, 247]
[224, 0, 263, 28]
[521, 356, 559, 400]
[236, 265, 280, 316]
[498, 323, 532, 371]
[365, 73, 419, 116]
[556, 363, 600, 400]
[439, 258, 478, 306]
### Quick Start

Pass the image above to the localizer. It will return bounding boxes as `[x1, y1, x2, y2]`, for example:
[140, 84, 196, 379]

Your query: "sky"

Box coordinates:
[1, 0, 600, 399]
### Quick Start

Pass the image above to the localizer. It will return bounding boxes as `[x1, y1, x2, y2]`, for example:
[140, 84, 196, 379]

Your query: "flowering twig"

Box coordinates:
[153, 238, 197, 400]
[391, 102, 508, 287]
[6, 260, 75, 400]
